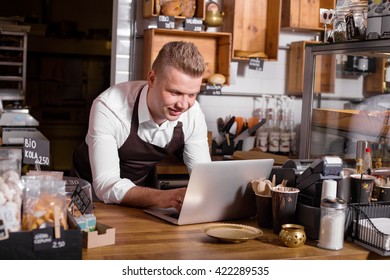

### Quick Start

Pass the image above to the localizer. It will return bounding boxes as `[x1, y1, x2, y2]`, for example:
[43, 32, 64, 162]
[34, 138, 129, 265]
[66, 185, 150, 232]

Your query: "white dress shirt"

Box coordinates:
[85, 81, 211, 203]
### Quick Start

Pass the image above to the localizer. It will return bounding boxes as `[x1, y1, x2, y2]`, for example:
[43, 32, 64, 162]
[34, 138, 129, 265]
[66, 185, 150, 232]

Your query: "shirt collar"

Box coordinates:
[138, 84, 178, 129]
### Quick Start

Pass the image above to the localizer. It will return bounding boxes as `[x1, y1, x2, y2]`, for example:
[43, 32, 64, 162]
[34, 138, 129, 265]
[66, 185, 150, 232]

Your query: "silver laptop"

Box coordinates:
[144, 159, 274, 225]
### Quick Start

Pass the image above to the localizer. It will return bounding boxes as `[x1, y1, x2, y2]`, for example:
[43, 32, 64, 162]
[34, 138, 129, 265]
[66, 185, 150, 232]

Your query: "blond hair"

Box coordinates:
[152, 41, 205, 78]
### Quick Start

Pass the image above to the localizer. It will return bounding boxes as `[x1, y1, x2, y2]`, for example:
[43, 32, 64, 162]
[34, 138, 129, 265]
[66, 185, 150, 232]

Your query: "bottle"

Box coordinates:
[255, 108, 268, 152]
[279, 113, 290, 155]
[268, 109, 279, 154]
[362, 147, 373, 174]
[289, 110, 297, 156]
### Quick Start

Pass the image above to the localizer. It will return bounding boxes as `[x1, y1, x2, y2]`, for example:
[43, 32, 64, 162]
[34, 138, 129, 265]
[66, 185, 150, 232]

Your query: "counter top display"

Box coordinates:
[299, 38, 390, 161]
[82, 202, 387, 260]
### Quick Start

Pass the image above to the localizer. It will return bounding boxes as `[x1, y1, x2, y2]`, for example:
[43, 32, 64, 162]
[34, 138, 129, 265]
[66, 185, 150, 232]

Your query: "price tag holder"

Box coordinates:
[201, 84, 222, 95]
[184, 18, 204, 31]
[249, 58, 264, 71]
[0, 218, 9, 241]
[70, 184, 91, 215]
[23, 137, 50, 166]
[32, 227, 66, 251]
[157, 15, 175, 29]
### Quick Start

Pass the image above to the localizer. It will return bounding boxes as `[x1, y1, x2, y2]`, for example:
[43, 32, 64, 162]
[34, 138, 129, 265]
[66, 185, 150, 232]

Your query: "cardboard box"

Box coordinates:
[82, 222, 115, 249]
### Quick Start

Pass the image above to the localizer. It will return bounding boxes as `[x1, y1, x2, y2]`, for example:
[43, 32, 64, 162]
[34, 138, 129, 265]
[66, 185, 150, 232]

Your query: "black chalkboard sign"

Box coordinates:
[249, 58, 264, 71]
[71, 184, 91, 215]
[157, 15, 175, 29]
[184, 18, 203, 32]
[32, 227, 66, 251]
[23, 137, 50, 166]
[202, 84, 222, 95]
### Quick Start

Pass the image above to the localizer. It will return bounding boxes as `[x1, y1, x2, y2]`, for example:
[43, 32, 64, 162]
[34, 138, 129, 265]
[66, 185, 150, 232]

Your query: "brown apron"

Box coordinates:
[71, 87, 185, 189]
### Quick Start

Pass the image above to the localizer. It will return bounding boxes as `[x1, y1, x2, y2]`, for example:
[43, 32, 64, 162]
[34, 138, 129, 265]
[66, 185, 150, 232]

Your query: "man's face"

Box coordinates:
[147, 66, 203, 125]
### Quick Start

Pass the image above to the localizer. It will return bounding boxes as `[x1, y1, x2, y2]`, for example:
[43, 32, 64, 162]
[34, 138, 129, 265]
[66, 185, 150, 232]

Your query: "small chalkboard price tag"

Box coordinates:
[249, 58, 264, 71]
[0, 219, 9, 241]
[23, 137, 50, 166]
[202, 84, 222, 95]
[32, 227, 66, 251]
[71, 184, 91, 215]
[157, 15, 175, 29]
[184, 18, 203, 31]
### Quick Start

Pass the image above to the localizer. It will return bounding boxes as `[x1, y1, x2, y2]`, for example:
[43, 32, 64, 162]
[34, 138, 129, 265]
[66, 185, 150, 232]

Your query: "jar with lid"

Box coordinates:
[318, 197, 347, 250]
[347, 1, 368, 40]
[333, 6, 349, 42]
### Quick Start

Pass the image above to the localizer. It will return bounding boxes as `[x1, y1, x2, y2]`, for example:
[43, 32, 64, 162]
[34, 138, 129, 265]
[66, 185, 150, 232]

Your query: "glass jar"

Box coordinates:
[318, 198, 347, 250]
[348, 1, 368, 40]
[333, 7, 349, 42]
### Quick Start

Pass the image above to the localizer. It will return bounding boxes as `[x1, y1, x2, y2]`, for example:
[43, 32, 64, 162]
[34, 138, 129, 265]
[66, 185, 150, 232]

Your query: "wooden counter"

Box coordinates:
[82, 202, 387, 260]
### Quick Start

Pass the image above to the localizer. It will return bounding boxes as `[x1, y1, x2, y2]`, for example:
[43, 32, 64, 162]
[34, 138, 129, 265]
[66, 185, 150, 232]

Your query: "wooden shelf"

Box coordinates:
[288, 41, 335, 95]
[142, 28, 231, 85]
[220, 0, 281, 61]
[281, 0, 336, 32]
[312, 108, 390, 139]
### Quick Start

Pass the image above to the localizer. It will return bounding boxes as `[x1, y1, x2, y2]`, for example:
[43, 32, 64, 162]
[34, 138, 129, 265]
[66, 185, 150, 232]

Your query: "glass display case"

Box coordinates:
[299, 38, 390, 167]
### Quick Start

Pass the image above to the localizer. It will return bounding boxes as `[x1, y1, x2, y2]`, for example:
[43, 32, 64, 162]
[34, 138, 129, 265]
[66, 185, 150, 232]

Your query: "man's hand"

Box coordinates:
[120, 186, 187, 211]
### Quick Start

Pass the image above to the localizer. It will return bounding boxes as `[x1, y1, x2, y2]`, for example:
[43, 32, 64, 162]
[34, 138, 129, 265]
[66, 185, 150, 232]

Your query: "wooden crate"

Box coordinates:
[288, 41, 335, 95]
[282, 0, 336, 31]
[220, 0, 281, 61]
[143, 0, 206, 19]
[143, 28, 231, 85]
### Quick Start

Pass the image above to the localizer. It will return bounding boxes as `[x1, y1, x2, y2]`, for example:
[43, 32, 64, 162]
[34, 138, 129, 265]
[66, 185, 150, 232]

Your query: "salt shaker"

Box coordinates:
[318, 197, 347, 250]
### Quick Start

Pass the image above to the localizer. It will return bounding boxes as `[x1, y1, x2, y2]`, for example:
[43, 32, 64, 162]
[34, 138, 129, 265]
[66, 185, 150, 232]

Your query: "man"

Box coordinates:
[71, 41, 211, 211]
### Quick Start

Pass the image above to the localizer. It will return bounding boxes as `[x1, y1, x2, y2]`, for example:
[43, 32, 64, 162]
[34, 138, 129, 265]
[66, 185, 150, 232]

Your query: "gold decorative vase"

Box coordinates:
[279, 224, 306, 248]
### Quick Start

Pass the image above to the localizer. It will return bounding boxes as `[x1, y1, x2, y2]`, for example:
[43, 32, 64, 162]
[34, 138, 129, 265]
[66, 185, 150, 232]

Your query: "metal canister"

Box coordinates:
[318, 197, 347, 250]
[356, 140, 370, 159]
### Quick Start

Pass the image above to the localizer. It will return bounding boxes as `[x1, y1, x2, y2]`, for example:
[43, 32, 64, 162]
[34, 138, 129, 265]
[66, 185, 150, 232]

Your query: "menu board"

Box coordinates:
[23, 137, 50, 166]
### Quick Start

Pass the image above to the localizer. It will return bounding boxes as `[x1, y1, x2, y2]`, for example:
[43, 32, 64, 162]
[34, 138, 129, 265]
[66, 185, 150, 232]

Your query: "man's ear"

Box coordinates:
[147, 70, 156, 87]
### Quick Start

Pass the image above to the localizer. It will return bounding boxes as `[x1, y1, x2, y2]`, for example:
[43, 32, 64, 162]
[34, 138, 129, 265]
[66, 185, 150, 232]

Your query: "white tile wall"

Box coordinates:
[199, 31, 366, 139]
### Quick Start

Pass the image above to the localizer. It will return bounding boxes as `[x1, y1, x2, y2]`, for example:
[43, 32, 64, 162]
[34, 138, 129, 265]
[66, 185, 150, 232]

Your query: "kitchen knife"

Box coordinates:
[222, 116, 236, 133]
[233, 118, 266, 144]
[215, 116, 235, 146]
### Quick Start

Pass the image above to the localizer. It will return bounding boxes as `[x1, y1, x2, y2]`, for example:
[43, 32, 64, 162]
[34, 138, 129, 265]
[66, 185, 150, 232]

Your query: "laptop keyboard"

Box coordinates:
[165, 211, 180, 219]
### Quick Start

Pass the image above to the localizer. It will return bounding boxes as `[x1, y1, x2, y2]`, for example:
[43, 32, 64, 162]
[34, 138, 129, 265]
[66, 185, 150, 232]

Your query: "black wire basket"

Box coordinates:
[346, 201, 390, 256]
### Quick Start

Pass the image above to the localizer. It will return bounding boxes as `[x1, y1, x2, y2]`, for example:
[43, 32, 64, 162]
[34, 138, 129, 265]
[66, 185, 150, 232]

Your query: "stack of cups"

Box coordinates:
[321, 179, 337, 200]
